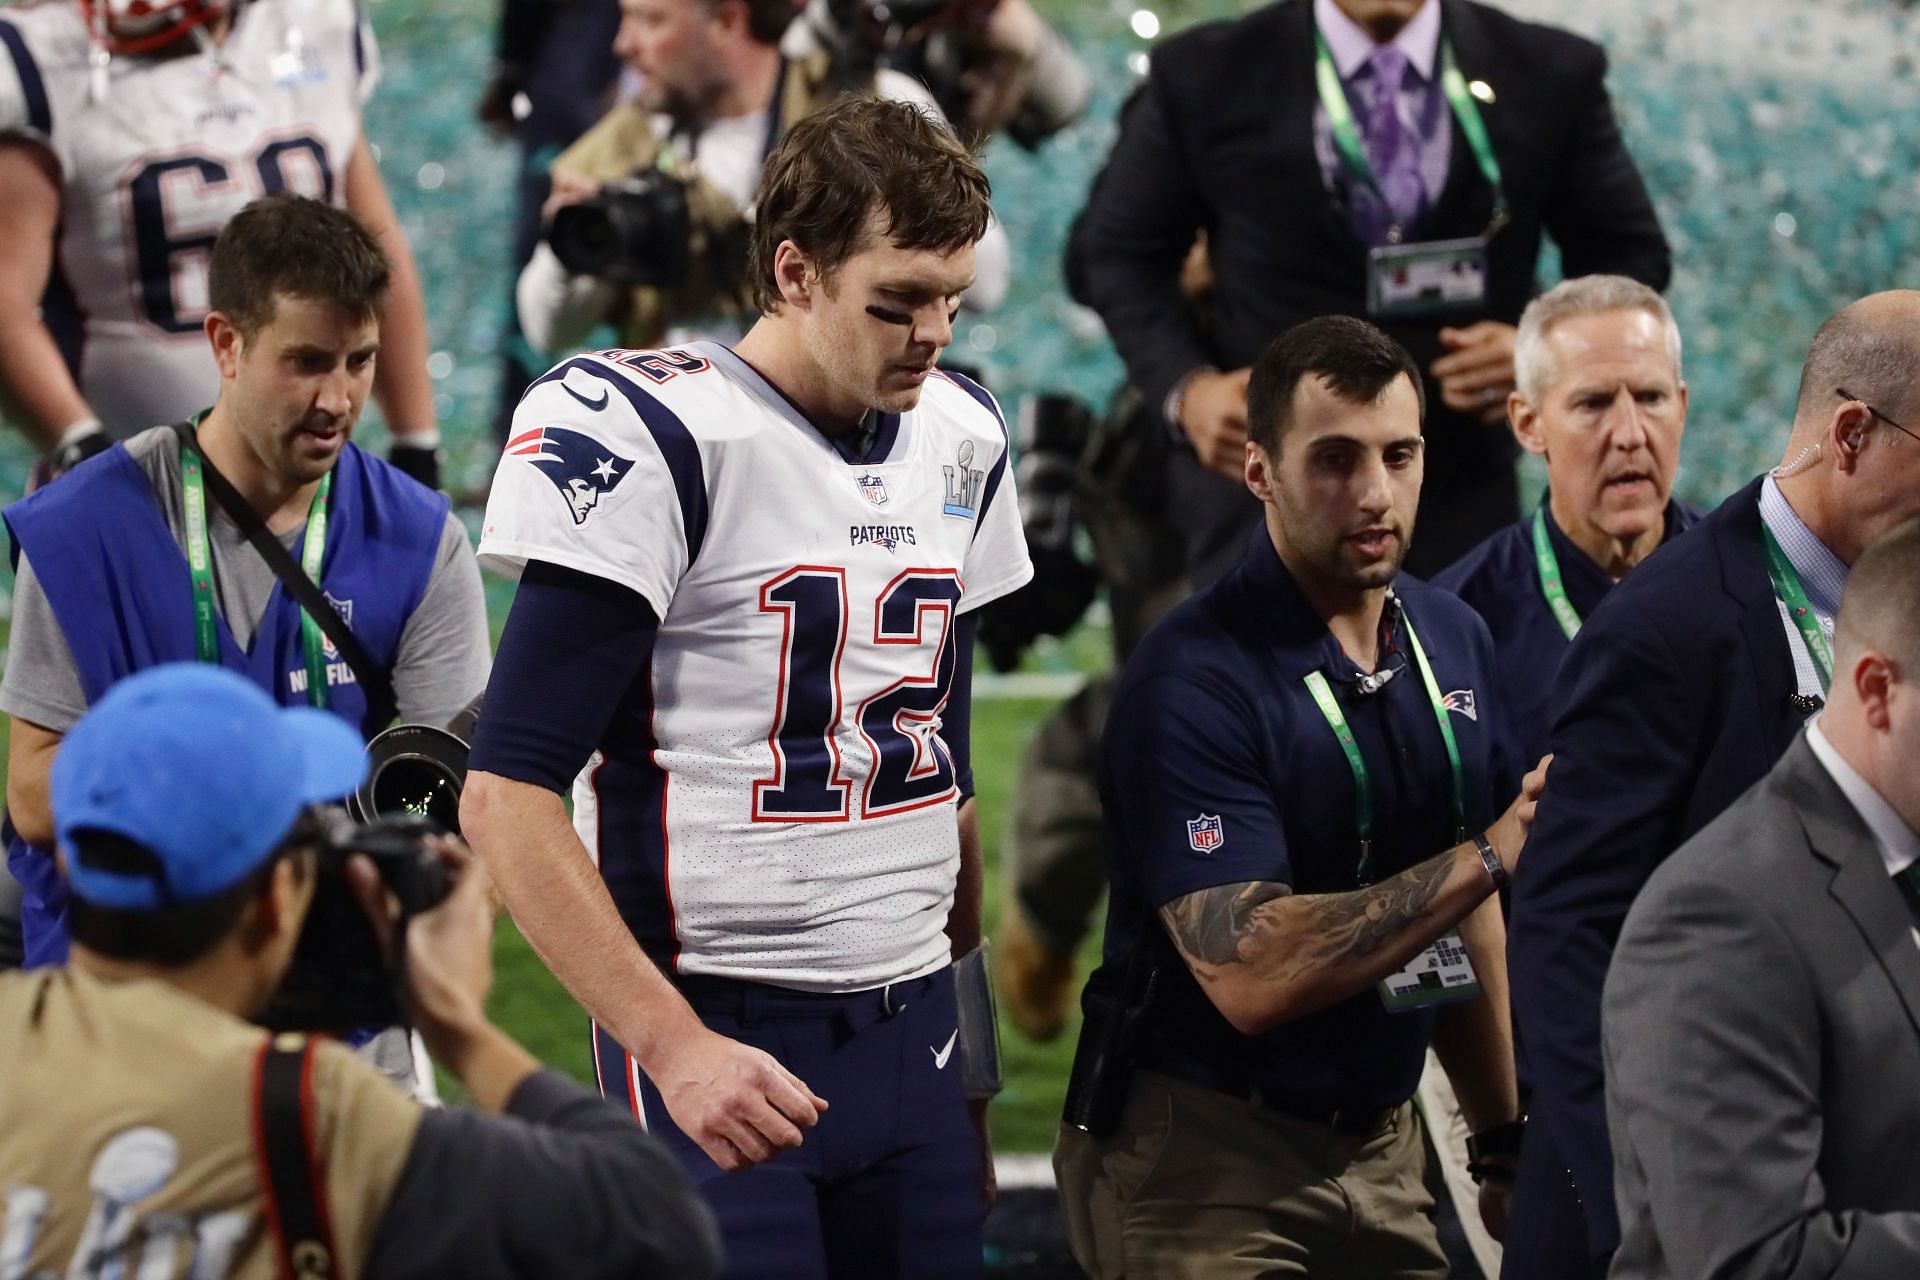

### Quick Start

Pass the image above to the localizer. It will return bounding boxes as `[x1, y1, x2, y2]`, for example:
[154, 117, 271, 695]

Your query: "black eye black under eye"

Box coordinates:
[865, 305, 914, 326]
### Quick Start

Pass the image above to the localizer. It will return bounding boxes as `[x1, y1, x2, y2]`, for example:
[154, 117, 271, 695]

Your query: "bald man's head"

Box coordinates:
[1834, 515, 1920, 674]
[1792, 290, 1920, 434]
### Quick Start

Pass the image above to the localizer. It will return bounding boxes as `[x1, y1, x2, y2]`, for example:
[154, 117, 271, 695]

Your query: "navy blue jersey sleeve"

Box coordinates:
[469, 560, 659, 793]
[947, 612, 977, 800]
[1103, 671, 1288, 907]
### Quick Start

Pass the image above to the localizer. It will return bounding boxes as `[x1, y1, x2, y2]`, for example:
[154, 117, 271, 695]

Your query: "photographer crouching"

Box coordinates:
[514, 0, 1008, 357]
[0, 665, 721, 1280]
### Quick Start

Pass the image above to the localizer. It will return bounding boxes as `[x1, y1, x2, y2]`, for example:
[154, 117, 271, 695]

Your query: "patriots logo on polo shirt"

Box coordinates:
[1442, 689, 1478, 722]
[505, 426, 635, 525]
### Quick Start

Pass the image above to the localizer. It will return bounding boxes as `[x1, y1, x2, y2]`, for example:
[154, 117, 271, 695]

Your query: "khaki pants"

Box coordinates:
[1415, 1048, 1501, 1276]
[1055, 1071, 1448, 1279]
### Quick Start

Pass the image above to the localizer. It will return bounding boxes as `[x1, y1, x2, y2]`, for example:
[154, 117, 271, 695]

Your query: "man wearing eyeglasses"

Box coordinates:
[1504, 289, 1920, 1280]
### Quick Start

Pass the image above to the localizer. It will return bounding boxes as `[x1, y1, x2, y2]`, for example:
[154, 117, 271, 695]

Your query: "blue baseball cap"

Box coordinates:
[52, 664, 367, 909]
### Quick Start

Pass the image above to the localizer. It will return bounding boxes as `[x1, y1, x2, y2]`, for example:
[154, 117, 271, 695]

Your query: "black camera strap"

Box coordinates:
[253, 1035, 339, 1280]
[168, 420, 398, 736]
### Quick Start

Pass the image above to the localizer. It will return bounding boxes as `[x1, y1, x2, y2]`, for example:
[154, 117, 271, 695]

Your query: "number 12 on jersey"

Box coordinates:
[753, 566, 964, 823]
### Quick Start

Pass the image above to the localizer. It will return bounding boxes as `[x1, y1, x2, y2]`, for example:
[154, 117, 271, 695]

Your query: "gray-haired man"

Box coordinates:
[1436, 273, 1695, 796]
[1429, 273, 1692, 1272]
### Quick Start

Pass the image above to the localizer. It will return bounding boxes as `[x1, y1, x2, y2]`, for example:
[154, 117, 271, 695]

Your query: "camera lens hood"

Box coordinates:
[348, 722, 470, 835]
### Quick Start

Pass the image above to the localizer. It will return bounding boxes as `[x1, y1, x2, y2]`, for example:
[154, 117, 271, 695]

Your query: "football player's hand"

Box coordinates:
[1432, 322, 1517, 425]
[542, 173, 602, 223]
[1177, 367, 1251, 481]
[650, 1027, 829, 1171]
[969, 1098, 998, 1208]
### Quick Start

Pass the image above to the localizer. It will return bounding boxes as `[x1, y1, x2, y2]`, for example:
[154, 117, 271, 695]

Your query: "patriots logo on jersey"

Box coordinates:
[1442, 689, 1478, 722]
[505, 426, 635, 525]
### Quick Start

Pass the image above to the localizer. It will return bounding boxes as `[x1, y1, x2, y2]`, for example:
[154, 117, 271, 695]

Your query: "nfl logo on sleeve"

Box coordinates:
[1186, 814, 1224, 855]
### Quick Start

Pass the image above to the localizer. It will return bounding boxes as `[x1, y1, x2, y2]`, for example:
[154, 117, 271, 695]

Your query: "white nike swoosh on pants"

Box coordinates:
[931, 1029, 958, 1069]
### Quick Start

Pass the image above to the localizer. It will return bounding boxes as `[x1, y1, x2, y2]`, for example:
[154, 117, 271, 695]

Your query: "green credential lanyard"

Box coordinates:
[179, 418, 333, 709]
[1760, 522, 1833, 695]
[1532, 506, 1583, 641]
[1303, 609, 1469, 885]
[1312, 29, 1509, 242]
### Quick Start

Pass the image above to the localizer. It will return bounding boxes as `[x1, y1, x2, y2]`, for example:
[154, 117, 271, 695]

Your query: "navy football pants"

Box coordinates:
[594, 967, 984, 1279]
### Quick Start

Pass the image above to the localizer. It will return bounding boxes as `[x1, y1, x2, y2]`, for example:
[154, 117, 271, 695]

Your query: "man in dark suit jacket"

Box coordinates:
[1073, 0, 1670, 583]
[1603, 517, 1920, 1280]
[1507, 290, 1920, 1278]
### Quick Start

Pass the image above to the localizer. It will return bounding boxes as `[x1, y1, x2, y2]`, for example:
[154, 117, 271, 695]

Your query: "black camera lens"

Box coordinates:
[348, 723, 469, 835]
[547, 171, 694, 289]
[369, 757, 461, 831]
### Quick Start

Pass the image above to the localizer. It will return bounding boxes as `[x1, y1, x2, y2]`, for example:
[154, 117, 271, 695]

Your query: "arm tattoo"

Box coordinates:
[1161, 851, 1456, 982]
[1162, 880, 1294, 966]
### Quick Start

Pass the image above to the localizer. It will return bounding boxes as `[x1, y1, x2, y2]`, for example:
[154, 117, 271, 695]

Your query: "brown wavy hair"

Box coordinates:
[748, 95, 991, 315]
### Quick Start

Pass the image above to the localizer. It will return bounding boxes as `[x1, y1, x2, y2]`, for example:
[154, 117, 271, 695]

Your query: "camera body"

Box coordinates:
[548, 169, 697, 289]
[257, 723, 469, 1033]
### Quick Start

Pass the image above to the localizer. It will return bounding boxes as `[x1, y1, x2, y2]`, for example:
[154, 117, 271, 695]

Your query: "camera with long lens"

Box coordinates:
[547, 170, 696, 289]
[977, 393, 1101, 673]
[257, 723, 469, 1033]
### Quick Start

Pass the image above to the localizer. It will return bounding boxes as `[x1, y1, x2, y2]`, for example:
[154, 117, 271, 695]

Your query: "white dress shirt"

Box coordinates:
[1806, 721, 1920, 951]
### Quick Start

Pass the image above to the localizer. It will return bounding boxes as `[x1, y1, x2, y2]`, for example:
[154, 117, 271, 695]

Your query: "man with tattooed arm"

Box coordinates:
[1055, 315, 1547, 1279]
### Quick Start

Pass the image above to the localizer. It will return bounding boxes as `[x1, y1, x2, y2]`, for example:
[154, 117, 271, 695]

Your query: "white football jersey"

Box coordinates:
[0, 0, 375, 431]
[480, 341, 1033, 992]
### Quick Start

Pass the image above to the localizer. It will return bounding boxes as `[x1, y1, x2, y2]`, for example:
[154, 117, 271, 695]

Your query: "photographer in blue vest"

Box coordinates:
[0, 195, 490, 970]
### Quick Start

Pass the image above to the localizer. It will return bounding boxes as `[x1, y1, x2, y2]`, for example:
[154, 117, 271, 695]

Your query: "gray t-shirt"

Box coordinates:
[0, 426, 490, 734]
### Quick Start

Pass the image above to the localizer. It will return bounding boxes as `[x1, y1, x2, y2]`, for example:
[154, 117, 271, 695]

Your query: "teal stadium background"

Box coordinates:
[4, 0, 1920, 1151]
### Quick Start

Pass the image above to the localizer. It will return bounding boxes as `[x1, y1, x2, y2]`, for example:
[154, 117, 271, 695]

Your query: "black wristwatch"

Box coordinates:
[1473, 830, 1508, 893]
[1466, 1119, 1524, 1184]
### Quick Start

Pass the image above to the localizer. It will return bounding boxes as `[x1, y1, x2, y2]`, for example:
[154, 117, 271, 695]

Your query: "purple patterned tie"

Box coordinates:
[1352, 46, 1428, 246]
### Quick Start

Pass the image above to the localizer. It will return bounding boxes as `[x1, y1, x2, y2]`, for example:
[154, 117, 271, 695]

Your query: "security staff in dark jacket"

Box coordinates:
[0, 664, 721, 1280]
[1056, 317, 1546, 1278]
[1506, 289, 1920, 1279]
[1437, 275, 1696, 795]
[1073, 0, 1670, 583]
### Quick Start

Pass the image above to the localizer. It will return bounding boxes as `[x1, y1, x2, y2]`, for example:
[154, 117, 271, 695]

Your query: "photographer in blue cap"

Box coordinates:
[0, 664, 720, 1280]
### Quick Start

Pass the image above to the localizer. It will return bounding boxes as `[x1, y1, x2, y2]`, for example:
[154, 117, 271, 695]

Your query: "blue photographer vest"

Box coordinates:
[3, 439, 448, 966]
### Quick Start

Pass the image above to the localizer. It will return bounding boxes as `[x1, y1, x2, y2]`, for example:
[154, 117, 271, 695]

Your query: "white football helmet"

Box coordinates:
[78, 0, 230, 55]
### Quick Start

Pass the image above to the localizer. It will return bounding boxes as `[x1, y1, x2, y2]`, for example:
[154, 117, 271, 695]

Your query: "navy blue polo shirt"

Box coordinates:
[1435, 499, 1697, 796]
[1094, 528, 1501, 1112]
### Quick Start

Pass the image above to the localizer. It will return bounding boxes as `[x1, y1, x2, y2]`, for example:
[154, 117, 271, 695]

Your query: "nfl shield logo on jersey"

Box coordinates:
[1186, 813, 1225, 855]
[319, 594, 353, 659]
[1442, 689, 1478, 722]
[504, 426, 635, 526]
[857, 473, 889, 507]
